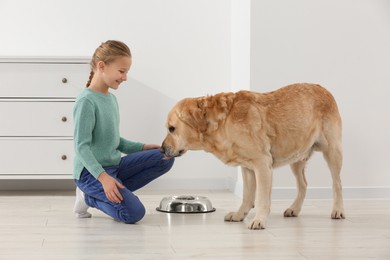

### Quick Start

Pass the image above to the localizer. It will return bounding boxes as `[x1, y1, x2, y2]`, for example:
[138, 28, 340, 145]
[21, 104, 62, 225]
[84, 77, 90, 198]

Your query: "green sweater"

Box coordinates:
[73, 88, 144, 180]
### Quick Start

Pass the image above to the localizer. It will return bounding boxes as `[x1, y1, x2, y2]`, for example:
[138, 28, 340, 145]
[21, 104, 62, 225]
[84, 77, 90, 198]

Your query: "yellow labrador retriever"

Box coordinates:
[161, 83, 345, 230]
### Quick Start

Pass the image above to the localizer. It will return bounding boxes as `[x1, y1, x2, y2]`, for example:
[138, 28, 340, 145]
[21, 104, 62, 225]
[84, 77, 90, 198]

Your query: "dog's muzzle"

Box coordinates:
[160, 144, 185, 158]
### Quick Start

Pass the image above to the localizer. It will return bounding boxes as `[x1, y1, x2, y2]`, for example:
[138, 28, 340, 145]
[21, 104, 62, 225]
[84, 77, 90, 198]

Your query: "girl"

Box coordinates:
[73, 40, 174, 224]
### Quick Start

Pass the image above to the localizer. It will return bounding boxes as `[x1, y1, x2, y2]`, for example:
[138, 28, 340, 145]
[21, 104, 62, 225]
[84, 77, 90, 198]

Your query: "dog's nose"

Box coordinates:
[160, 145, 166, 154]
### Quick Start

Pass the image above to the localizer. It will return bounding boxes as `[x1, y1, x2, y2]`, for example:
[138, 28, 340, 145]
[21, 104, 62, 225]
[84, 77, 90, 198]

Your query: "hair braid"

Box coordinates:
[86, 70, 94, 87]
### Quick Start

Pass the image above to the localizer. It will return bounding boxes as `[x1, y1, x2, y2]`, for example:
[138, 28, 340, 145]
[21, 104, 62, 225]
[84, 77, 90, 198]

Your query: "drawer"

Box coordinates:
[0, 100, 74, 136]
[0, 138, 73, 176]
[0, 63, 89, 98]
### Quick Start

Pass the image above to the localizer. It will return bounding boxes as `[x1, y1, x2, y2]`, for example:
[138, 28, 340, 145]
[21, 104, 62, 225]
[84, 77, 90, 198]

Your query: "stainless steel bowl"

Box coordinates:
[156, 195, 216, 213]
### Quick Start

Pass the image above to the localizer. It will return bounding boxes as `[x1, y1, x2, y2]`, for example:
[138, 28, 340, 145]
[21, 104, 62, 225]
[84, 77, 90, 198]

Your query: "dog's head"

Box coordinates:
[161, 93, 234, 158]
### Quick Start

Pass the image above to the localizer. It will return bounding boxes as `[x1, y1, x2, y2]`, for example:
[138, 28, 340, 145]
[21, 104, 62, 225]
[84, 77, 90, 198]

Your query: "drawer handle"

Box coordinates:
[62, 78, 68, 83]
[61, 116, 67, 122]
[61, 155, 67, 160]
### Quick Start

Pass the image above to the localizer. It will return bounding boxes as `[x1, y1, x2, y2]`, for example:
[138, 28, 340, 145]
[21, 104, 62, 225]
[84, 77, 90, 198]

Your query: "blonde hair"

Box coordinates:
[86, 40, 132, 87]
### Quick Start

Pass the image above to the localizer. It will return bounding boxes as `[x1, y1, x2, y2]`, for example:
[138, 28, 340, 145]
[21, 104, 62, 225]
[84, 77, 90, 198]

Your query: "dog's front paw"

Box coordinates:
[284, 208, 299, 217]
[248, 217, 267, 230]
[331, 208, 345, 219]
[224, 211, 245, 222]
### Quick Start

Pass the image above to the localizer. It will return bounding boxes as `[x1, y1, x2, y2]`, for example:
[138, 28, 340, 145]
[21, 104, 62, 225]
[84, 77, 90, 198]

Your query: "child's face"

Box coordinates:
[102, 56, 132, 90]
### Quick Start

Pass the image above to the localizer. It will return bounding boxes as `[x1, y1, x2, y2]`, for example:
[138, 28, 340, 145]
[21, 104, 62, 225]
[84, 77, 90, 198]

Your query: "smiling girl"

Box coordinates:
[72, 40, 174, 223]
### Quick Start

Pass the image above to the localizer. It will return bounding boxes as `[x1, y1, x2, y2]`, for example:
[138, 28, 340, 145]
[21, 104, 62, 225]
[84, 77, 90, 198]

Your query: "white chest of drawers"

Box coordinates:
[0, 57, 90, 179]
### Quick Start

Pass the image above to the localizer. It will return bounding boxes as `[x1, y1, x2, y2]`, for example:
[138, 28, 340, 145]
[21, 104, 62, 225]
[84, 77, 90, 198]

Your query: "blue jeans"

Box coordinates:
[74, 149, 174, 224]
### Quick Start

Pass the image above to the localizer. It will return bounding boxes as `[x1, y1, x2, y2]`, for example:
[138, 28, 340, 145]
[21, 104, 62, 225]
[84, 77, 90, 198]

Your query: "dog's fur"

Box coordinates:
[161, 83, 345, 229]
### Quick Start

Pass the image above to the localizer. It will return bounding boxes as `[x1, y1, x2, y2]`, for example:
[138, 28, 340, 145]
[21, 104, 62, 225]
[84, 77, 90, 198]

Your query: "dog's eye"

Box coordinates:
[169, 126, 175, 133]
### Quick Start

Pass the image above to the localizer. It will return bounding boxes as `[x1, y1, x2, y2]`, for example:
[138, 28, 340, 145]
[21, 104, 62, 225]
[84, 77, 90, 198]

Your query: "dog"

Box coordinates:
[161, 83, 345, 230]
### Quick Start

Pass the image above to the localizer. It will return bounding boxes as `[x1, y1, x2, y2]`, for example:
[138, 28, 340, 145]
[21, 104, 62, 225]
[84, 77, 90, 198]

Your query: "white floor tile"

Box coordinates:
[0, 190, 389, 259]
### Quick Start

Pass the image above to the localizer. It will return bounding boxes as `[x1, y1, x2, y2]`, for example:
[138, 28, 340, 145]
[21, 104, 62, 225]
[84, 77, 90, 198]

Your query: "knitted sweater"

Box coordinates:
[73, 88, 144, 180]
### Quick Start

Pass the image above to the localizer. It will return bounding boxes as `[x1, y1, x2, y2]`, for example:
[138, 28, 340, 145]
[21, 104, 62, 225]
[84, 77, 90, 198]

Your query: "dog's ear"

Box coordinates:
[180, 98, 208, 133]
[214, 93, 234, 121]
[196, 93, 234, 131]
[179, 94, 234, 133]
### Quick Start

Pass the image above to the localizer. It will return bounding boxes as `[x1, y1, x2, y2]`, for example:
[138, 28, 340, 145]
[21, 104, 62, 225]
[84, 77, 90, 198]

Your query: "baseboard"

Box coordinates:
[233, 185, 390, 200]
[0, 178, 231, 191]
[0, 179, 76, 191]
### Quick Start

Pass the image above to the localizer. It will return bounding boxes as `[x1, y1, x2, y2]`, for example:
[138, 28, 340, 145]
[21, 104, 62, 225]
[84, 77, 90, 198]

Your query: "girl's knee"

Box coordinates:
[131, 203, 146, 223]
[121, 200, 146, 224]
[148, 149, 175, 172]
[163, 157, 175, 172]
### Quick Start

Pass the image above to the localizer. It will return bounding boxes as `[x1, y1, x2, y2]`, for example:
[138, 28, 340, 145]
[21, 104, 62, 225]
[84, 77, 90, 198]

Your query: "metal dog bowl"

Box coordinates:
[156, 195, 216, 213]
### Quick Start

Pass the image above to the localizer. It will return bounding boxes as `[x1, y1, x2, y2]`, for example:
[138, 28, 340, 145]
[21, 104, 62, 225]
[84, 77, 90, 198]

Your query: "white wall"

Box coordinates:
[250, 0, 390, 198]
[0, 0, 235, 190]
[1, 0, 389, 198]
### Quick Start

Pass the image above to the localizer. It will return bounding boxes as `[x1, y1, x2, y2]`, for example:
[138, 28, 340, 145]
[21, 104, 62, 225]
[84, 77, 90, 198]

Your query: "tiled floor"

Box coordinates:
[0, 189, 389, 259]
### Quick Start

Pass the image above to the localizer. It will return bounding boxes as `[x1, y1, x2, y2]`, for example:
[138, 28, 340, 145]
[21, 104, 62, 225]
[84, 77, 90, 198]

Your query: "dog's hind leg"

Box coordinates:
[323, 141, 345, 219]
[224, 167, 256, 222]
[284, 160, 308, 217]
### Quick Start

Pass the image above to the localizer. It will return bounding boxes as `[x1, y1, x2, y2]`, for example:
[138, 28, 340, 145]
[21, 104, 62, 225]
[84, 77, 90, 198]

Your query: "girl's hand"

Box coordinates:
[98, 172, 125, 203]
[143, 144, 160, 150]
